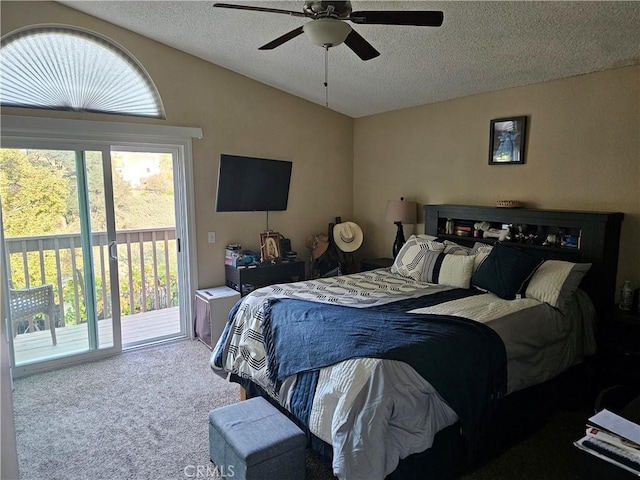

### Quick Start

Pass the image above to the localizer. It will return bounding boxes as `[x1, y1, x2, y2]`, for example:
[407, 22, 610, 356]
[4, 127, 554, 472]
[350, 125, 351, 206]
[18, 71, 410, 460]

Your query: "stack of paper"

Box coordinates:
[574, 409, 640, 475]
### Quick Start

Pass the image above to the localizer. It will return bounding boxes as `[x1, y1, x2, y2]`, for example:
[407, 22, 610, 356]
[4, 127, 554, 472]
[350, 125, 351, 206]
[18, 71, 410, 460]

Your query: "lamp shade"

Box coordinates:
[303, 18, 352, 47]
[385, 199, 417, 225]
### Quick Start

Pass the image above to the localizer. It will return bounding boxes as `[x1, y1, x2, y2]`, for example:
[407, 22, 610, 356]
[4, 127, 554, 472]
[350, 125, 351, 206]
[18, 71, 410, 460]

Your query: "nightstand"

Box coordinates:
[225, 260, 305, 296]
[596, 309, 640, 389]
[193, 287, 240, 349]
[360, 258, 394, 271]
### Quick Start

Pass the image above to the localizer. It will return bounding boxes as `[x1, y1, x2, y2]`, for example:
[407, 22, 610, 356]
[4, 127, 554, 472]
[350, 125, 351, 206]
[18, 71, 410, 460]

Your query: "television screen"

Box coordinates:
[215, 154, 292, 212]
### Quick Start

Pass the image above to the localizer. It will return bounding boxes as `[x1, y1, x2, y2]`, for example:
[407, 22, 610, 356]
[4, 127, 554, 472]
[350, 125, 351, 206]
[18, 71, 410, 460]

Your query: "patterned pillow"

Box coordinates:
[471, 243, 493, 273]
[421, 251, 475, 288]
[525, 260, 591, 312]
[443, 240, 474, 255]
[471, 242, 543, 299]
[391, 238, 439, 281]
[471, 242, 493, 254]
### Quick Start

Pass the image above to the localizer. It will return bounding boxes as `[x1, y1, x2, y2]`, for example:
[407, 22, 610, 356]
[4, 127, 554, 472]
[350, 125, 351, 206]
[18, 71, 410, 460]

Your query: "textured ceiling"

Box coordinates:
[58, 1, 640, 118]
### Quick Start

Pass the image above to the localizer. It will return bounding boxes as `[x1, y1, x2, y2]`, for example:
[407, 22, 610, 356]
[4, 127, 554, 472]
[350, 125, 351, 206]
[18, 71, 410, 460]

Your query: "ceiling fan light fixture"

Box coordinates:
[303, 18, 352, 47]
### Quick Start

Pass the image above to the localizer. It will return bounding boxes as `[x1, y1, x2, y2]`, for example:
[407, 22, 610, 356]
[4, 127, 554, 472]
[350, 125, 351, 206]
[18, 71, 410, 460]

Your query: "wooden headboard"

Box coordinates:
[423, 204, 624, 314]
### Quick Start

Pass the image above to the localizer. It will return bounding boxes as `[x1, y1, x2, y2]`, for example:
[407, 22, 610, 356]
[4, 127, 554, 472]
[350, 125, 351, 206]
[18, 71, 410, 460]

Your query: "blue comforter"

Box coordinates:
[263, 292, 507, 439]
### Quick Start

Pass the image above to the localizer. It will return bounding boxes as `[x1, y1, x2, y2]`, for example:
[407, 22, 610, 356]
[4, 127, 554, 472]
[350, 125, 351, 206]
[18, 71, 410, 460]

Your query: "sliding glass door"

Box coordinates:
[110, 147, 182, 346]
[1, 146, 121, 364]
[1, 115, 199, 376]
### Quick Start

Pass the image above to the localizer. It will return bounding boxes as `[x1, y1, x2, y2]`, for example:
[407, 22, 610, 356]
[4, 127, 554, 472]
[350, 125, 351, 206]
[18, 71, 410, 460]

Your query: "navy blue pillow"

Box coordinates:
[471, 242, 543, 299]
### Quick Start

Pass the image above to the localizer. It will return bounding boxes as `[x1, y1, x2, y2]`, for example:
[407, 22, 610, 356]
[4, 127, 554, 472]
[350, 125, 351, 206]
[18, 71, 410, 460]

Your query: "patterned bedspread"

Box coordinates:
[212, 268, 453, 395]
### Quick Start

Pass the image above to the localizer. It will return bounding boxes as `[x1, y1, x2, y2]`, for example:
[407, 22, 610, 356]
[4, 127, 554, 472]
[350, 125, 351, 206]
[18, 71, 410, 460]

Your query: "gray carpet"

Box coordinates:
[12, 339, 334, 480]
[12, 339, 586, 480]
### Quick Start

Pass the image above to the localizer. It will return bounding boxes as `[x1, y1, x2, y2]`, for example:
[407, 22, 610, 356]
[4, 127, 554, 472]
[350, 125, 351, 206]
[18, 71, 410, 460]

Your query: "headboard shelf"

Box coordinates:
[424, 204, 624, 313]
[436, 233, 581, 258]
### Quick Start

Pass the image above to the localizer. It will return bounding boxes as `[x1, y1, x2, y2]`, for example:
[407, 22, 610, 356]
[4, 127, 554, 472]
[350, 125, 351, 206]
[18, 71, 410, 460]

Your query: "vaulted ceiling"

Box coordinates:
[59, 1, 640, 118]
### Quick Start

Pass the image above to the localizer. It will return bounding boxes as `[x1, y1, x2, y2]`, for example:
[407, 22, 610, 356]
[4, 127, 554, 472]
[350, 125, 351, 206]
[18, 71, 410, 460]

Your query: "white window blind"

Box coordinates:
[0, 26, 165, 119]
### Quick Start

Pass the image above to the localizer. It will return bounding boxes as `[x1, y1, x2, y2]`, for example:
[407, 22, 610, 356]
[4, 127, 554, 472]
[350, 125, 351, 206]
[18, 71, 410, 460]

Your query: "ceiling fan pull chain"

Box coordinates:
[324, 45, 329, 107]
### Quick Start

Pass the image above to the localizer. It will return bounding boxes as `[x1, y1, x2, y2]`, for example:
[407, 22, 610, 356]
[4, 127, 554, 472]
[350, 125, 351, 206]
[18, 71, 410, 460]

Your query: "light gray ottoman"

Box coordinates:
[208, 396, 306, 480]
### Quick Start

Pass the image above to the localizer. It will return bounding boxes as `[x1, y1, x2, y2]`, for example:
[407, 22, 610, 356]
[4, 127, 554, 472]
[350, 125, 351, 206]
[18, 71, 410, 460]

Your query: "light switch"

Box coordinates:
[208, 232, 216, 244]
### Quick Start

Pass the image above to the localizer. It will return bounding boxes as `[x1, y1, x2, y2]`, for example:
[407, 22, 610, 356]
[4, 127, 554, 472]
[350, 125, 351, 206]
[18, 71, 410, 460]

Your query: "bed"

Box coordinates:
[211, 205, 624, 480]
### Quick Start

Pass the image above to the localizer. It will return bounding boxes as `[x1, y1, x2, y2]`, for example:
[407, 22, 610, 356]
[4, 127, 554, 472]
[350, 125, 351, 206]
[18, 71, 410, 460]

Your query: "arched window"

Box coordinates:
[0, 26, 165, 119]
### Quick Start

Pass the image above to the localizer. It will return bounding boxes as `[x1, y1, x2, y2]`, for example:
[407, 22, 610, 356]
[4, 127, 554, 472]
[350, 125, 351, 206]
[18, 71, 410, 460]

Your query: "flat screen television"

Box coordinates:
[215, 154, 292, 212]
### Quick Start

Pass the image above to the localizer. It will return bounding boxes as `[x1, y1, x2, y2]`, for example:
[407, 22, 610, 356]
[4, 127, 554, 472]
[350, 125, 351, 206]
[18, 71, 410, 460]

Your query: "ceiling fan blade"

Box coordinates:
[344, 29, 379, 61]
[349, 10, 444, 27]
[213, 3, 306, 18]
[259, 26, 305, 50]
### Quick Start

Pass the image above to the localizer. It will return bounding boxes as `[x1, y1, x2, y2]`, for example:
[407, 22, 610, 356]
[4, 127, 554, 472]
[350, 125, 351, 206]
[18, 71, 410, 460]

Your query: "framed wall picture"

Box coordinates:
[488, 116, 527, 165]
[260, 231, 281, 262]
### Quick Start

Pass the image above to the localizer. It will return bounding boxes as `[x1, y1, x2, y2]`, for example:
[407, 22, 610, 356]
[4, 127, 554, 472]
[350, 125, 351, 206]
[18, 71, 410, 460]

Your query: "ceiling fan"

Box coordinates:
[213, 1, 444, 61]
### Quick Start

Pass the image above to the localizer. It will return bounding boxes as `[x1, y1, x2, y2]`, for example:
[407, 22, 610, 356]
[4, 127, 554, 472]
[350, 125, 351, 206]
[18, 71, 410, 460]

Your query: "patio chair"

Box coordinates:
[9, 284, 57, 345]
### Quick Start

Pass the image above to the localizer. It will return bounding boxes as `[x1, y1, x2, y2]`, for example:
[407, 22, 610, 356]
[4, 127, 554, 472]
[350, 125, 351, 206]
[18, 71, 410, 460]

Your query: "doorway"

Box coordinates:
[110, 148, 182, 347]
[0, 116, 200, 376]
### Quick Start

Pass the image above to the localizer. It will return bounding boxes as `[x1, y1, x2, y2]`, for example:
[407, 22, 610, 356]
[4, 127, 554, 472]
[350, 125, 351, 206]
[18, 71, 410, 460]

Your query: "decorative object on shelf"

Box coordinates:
[454, 224, 472, 236]
[484, 227, 510, 241]
[488, 116, 527, 165]
[333, 221, 363, 252]
[445, 218, 454, 235]
[562, 235, 579, 248]
[495, 200, 524, 208]
[385, 197, 417, 257]
[225, 244, 243, 266]
[260, 231, 281, 262]
[279, 235, 292, 254]
[474, 221, 491, 235]
[513, 224, 539, 244]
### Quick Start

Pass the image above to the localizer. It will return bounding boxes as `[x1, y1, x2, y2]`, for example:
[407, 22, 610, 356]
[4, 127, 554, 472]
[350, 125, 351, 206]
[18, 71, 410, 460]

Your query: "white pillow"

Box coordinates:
[525, 260, 591, 311]
[408, 234, 438, 242]
[443, 240, 474, 255]
[421, 251, 475, 289]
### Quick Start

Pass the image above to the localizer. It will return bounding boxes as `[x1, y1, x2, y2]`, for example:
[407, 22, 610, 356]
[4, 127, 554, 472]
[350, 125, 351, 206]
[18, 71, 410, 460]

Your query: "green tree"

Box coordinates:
[0, 149, 70, 236]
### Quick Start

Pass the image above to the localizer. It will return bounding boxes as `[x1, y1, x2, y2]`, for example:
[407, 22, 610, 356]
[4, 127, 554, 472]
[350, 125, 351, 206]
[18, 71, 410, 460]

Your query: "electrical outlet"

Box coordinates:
[208, 232, 216, 244]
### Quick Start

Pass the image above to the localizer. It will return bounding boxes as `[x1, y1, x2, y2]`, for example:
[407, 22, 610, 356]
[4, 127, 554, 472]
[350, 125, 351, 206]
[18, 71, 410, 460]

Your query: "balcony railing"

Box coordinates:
[5, 227, 178, 327]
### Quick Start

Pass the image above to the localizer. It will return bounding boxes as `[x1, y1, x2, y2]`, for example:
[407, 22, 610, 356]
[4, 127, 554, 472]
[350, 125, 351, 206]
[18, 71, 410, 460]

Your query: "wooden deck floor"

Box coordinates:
[12, 306, 181, 364]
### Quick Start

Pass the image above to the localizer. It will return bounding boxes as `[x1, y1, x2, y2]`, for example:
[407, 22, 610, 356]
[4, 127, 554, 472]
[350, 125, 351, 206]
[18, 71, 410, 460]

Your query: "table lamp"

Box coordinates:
[385, 197, 417, 257]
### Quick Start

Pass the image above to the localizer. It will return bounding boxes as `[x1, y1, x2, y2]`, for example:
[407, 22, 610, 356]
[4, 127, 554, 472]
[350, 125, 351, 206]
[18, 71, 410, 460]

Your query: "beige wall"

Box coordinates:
[354, 66, 640, 292]
[0, 1, 354, 288]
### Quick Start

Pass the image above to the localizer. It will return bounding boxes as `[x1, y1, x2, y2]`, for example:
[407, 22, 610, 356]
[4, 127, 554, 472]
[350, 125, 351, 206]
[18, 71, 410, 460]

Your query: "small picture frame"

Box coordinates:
[488, 116, 527, 165]
[260, 231, 281, 262]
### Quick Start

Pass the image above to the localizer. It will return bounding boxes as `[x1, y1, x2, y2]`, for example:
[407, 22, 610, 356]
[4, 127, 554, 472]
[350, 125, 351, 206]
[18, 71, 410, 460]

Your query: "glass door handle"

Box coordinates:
[109, 241, 118, 261]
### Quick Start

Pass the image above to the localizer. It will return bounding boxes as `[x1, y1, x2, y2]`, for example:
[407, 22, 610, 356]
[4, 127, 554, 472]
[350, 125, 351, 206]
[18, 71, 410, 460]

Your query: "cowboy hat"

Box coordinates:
[333, 222, 363, 253]
[305, 233, 329, 259]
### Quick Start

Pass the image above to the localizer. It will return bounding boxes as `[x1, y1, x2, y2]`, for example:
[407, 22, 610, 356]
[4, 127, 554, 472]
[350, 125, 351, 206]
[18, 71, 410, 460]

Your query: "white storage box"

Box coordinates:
[193, 286, 240, 349]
